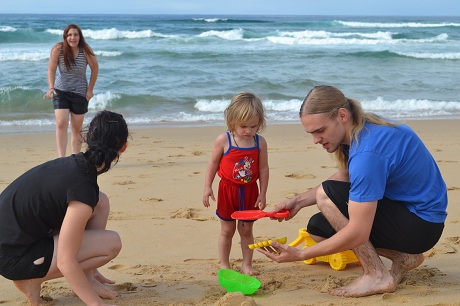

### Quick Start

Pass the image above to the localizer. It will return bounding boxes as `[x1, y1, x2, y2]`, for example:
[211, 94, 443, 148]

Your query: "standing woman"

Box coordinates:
[45, 24, 99, 157]
[0, 111, 128, 306]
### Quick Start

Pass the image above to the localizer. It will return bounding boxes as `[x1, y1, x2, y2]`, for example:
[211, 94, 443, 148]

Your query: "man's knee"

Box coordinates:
[307, 213, 335, 239]
[316, 183, 331, 211]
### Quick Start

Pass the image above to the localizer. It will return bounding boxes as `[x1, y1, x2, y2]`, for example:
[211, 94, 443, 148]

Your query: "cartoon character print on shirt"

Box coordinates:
[233, 156, 254, 183]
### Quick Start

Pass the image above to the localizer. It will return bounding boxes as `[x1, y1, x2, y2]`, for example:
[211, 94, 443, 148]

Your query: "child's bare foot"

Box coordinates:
[220, 262, 231, 270]
[242, 265, 259, 276]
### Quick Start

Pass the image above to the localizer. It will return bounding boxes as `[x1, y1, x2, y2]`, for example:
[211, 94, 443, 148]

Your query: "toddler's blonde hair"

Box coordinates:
[224, 92, 266, 133]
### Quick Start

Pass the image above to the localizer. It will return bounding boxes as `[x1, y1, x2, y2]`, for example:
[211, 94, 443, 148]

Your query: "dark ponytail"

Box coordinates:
[83, 110, 129, 174]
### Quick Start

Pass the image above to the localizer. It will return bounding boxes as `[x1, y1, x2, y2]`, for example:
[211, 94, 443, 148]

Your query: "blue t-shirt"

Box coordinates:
[348, 122, 447, 223]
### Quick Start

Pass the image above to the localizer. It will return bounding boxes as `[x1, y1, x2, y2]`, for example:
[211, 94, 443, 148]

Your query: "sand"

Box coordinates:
[0, 120, 459, 305]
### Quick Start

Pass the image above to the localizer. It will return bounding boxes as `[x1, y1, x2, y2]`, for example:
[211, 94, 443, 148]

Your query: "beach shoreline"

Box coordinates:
[0, 119, 459, 305]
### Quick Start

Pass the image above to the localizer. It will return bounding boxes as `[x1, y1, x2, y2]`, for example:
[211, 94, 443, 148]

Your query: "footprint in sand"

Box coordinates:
[445, 236, 460, 245]
[114, 180, 136, 185]
[109, 264, 171, 275]
[183, 258, 219, 264]
[139, 279, 157, 288]
[317, 275, 348, 293]
[261, 278, 284, 292]
[216, 292, 256, 306]
[112, 282, 139, 293]
[108, 264, 130, 271]
[436, 159, 457, 163]
[425, 237, 459, 257]
[140, 197, 163, 203]
[170, 208, 214, 221]
[284, 173, 315, 179]
[402, 267, 445, 286]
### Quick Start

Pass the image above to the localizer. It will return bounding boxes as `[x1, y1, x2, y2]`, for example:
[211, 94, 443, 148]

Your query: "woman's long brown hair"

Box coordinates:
[59, 24, 94, 70]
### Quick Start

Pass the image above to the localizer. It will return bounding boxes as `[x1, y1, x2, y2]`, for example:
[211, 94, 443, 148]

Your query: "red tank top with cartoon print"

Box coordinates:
[218, 132, 260, 186]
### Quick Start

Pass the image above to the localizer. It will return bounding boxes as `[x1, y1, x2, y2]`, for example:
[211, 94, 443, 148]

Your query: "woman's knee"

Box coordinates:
[95, 192, 110, 213]
[109, 231, 122, 256]
[55, 119, 68, 130]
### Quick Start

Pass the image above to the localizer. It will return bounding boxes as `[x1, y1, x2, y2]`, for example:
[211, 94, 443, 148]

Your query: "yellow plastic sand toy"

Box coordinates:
[248, 237, 287, 252]
[288, 228, 360, 271]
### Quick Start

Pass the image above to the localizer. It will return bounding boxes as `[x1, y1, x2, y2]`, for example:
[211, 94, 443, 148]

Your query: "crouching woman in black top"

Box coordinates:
[0, 110, 129, 306]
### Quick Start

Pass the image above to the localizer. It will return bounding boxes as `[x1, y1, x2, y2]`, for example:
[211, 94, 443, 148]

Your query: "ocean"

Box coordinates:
[1, 14, 460, 133]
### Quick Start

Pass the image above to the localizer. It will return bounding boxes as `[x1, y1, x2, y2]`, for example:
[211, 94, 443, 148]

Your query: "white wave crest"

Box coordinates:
[267, 31, 448, 45]
[198, 29, 244, 40]
[263, 99, 302, 112]
[46, 28, 163, 40]
[0, 26, 17, 32]
[194, 98, 229, 112]
[363, 97, 460, 117]
[84, 28, 159, 40]
[396, 52, 460, 60]
[0, 50, 48, 62]
[88, 91, 120, 110]
[94, 51, 122, 57]
[195, 98, 302, 113]
[268, 29, 394, 45]
[193, 18, 228, 23]
[337, 21, 460, 28]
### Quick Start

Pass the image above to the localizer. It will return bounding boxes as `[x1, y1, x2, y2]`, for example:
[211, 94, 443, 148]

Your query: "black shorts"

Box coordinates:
[0, 237, 54, 280]
[53, 89, 88, 114]
[306, 180, 444, 254]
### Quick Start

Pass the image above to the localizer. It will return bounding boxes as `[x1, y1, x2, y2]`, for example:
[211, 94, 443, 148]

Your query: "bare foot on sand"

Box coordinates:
[13, 279, 52, 306]
[242, 265, 259, 276]
[220, 264, 231, 270]
[390, 253, 424, 285]
[89, 277, 119, 300]
[330, 272, 395, 297]
[93, 269, 115, 284]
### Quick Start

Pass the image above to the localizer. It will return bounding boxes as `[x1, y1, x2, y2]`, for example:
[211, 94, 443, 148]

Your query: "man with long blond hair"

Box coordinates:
[259, 85, 447, 297]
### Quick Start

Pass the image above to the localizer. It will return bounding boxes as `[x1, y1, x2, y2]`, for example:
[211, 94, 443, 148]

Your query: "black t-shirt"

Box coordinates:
[0, 153, 99, 256]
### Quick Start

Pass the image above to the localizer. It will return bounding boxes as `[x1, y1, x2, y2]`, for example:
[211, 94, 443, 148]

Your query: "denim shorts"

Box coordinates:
[52, 89, 88, 114]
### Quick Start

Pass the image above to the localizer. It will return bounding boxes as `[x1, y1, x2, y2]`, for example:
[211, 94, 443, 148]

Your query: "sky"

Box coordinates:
[1, 0, 459, 16]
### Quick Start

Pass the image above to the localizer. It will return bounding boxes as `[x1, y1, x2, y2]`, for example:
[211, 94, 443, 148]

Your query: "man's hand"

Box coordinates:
[257, 241, 303, 263]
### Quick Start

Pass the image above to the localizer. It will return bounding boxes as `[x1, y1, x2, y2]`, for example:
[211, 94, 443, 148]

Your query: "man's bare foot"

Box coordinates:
[13, 279, 52, 306]
[242, 265, 259, 276]
[390, 253, 424, 285]
[330, 272, 395, 297]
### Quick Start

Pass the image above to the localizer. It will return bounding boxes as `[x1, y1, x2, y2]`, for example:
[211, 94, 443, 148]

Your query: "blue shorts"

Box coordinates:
[0, 237, 54, 280]
[307, 180, 444, 254]
[53, 89, 88, 115]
